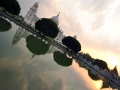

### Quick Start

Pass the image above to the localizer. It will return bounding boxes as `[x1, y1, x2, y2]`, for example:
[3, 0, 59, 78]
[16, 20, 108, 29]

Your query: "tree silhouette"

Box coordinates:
[82, 53, 94, 62]
[0, 0, 21, 15]
[88, 70, 100, 81]
[62, 36, 81, 53]
[101, 81, 109, 89]
[92, 59, 109, 70]
[53, 51, 72, 67]
[35, 18, 59, 38]
[26, 35, 49, 55]
[0, 18, 11, 32]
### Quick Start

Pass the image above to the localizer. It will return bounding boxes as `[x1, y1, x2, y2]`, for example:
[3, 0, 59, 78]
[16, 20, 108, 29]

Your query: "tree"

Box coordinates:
[35, 18, 59, 38]
[82, 53, 93, 62]
[62, 36, 81, 53]
[88, 70, 100, 81]
[0, 0, 21, 15]
[92, 59, 109, 70]
[26, 35, 49, 55]
[0, 18, 11, 32]
[53, 51, 73, 67]
[101, 81, 109, 89]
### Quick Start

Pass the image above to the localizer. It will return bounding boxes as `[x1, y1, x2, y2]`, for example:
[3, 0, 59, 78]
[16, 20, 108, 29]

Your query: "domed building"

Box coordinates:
[13, 2, 76, 46]
[23, 2, 66, 44]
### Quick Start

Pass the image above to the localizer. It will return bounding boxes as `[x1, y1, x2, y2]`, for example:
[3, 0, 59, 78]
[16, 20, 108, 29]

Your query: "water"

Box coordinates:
[0, 17, 117, 90]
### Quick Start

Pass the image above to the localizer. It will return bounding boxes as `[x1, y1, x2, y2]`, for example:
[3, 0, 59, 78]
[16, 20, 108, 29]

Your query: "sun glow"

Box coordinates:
[105, 54, 119, 69]
[94, 81, 102, 89]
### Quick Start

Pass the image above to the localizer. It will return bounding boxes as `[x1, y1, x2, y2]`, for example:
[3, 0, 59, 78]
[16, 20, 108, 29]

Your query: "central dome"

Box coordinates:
[51, 12, 60, 26]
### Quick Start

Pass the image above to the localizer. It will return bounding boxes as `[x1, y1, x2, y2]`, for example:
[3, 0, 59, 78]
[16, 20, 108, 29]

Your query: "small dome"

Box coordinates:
[51, 12, 60, 26]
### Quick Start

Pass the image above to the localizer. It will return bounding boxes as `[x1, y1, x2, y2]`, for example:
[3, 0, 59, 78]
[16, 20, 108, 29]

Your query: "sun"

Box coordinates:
[94, 81, 102, 89]
[106, 56, 119, 69]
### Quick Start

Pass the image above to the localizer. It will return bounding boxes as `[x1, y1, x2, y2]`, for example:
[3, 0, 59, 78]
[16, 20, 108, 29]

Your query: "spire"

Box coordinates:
[57, 12, 60, 17]
[31, 54, 36, 59]
[73, 35, 77, 39]
[34, 1, 39, 8]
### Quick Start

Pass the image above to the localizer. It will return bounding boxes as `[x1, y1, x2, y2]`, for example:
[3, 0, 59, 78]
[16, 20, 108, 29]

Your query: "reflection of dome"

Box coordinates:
[51, 12, 60, 26]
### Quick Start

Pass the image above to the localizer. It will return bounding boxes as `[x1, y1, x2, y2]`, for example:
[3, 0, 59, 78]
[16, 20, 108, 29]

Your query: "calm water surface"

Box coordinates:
[0, 19, 115, 90]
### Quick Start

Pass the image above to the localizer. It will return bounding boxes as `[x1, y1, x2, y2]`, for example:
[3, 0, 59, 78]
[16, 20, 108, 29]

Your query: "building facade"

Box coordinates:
[24, 2, 65, 44]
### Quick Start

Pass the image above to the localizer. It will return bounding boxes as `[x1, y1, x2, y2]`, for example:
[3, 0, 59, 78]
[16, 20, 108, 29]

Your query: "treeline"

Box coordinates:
[78, 52, 109, 70]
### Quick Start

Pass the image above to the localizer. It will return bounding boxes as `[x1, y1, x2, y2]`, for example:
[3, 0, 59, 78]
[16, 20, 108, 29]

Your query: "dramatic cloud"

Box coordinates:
[79, 0, 115, 29]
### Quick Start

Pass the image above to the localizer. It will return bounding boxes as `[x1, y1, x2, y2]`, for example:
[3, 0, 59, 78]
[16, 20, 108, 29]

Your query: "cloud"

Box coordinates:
[79, 0, 115, 30]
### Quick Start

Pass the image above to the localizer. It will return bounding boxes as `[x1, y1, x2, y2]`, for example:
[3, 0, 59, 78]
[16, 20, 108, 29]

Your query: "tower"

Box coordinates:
[24, 2, 39, 26]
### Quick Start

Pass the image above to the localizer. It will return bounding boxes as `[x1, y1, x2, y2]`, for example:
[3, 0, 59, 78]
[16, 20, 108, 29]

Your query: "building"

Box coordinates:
[12, 2, 77, 58]
[13, 2, 77, 45]
[23, 2, 65, 44]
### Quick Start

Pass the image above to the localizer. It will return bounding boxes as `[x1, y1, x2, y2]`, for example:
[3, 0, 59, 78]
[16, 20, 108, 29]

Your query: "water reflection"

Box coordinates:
[26, 35, 50, 55]
[0, 18, 11, 32]
[101, 81, 109, 89]
[76, 59, 113, 90]
[12, 26, 120, 90]
[53, 51, 73, 67]
[88, 70, 100, 81]
[12, 26, 31, 45]
[0, 19, 119, 90]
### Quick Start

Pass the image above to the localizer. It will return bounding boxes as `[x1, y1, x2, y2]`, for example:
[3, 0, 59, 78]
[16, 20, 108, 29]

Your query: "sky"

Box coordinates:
[15, 0, 120, 89]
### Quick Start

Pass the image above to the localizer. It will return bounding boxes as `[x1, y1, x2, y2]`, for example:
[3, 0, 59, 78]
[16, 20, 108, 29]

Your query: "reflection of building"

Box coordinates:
[47, 43, 63, 54]
[12, 27, 31, 45]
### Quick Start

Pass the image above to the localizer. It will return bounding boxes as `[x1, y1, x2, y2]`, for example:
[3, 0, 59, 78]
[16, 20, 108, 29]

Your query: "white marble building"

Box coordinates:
[24, 2, 66, 44]
[13, 2, 77, 46]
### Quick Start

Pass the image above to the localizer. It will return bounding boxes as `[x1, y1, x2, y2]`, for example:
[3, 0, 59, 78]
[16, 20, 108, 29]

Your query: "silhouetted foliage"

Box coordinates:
[62, 36, 81, 53]
[92, 59, 109, 70]
[0, 18, 11, 32]
[82, 53, 94, 62]
[0, 0, 21, 15]
[101, 81, 109, 89]
[26, 35, 49, 55]
[88, 70, 100, 81]
[35, 18, 59, 38]
[53, 51, 72, 67]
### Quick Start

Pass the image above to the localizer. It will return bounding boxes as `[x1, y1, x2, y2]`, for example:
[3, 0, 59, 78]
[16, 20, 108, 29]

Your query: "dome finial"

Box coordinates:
[73, 35, 77, 39]
[57, 12, 60, 17]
